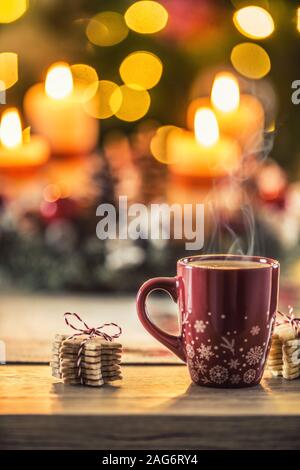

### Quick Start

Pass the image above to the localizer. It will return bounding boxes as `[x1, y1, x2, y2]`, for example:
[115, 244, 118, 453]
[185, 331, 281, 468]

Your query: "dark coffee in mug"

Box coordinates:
[137, 255, 279, 388]
[188, 260, 270, 269]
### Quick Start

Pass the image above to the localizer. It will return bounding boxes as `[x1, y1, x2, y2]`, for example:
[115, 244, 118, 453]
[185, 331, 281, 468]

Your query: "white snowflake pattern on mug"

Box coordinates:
[197, 343, 214, 361]
[243, 369, 256, 384]
[246, 346, 263, 365]
[220, 336, 235, 355]
[190, 368, 199, 382]
[230, 374, 241, 384]
[194, 320, 206, 334]
[250, 325, 260, 336]
[209, 365, 228, 384]
[202, 376, 210, 384]
[193, 357, 207, 374]
[228, 358, 240, 370]
[186, 344, 195, 359]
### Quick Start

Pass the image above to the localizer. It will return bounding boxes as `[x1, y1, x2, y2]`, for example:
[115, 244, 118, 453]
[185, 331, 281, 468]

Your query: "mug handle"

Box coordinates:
[136, 277, 186, 362]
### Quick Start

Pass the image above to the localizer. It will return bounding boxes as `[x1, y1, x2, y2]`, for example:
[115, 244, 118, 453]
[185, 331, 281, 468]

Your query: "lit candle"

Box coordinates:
[0, 108, 49, 169]
[24, 62, 99, 156]
[211, 72, 264, 152]
[168, 107, 240, 178]
[187, 72, 265, 152]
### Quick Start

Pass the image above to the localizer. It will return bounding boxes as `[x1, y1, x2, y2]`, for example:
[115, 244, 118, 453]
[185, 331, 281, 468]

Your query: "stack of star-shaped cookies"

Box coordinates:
[50, 334, 122, 386]
[266, 324, 300, 380]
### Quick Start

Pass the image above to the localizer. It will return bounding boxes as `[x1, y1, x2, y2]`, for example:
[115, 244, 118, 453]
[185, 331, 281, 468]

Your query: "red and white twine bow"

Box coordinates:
[63, 312, 122, 382]
[276, 306, 300, 337]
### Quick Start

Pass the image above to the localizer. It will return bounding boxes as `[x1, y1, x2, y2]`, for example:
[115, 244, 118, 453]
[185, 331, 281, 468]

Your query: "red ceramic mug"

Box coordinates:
[137, 254, 279, 388]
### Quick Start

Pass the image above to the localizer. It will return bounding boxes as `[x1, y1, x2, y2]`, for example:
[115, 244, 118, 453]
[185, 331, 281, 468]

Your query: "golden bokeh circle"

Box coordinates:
[150, 125, 180, 164]
[115, 85, 151, 122]
[119, 51, 163, 90]
[233, 6, 274, 40]
[83, 80, 122, 119]
[70, 64, 99, 103]
[0, 52, 18, 90]
[86, 12, 129, 47]
[231, 43, 271, 79]
[0, 0, 27, 23]
[125, 1, 168, 34]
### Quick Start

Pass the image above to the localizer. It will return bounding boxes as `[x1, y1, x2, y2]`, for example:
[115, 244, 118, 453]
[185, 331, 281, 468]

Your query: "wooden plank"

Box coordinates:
[2, 415, 300, 450]
[1, 365, 300, 449]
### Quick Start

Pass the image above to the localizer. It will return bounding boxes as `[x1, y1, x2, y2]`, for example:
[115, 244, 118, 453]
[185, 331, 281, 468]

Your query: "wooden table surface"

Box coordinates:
[1, 365, 300, 450]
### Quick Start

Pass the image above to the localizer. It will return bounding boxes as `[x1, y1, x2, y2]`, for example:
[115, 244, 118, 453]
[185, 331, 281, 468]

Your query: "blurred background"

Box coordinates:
[1, 0, 300, 296]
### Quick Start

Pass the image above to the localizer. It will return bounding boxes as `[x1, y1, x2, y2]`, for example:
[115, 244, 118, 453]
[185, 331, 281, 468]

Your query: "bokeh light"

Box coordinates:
[115, 85, 151, 122]
[86, 12, 129, 47]
[119, 51, 163, 90]
[0, 108, 23, 149]
[22, 126, 31, 144]
[231, 43, 271, 79]
[0, 52, 18, 90]
[233, 6, 274, 40]
[70, 64, 99, 103]
[186, 97, 210, 130]
[297, 7, 300, 33]
[150, 125, 180, 164]
[83, 80, 122, 119]
[211, 72, 240, 113]
[43, 184, 62, 203]
[0, 0, 28, 23]
[194, 108, 219, 147]
[125, 1, 168, 34]
[45, 63, 73, 100]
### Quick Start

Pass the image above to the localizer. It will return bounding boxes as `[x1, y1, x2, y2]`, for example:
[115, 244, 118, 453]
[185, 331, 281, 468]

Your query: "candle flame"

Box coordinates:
[194, 108, 219, 147]
[211, 72, 240, 113]
[0, 108, 23, 149]
[45, 62, 73, 100]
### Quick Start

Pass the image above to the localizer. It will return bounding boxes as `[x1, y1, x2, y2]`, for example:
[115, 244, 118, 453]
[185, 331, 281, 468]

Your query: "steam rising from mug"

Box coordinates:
[205, 124, 276, 258]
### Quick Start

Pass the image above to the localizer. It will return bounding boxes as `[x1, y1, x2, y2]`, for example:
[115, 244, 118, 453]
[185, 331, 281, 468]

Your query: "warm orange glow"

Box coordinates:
[233, 6, 274, 40]
[194, 108, 219, 147]
[297, 7, 300, 33]
[0, 108, 23, 149]
[211, 73, 240, 113]
[43, 184, 62, 203]
[45, 63, 73, 100]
